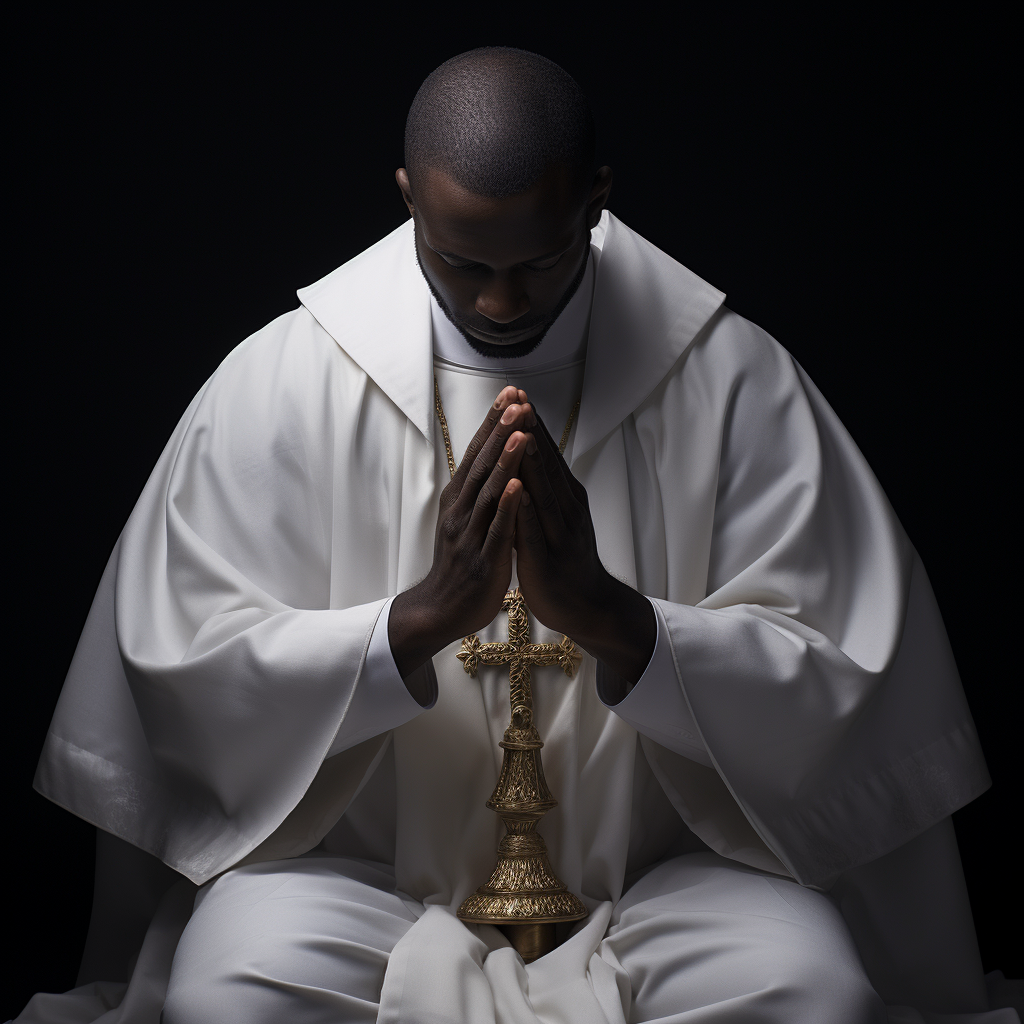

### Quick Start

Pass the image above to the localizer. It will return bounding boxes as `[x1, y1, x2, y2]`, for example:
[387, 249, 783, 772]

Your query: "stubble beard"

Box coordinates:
[413, 224, 591, 361]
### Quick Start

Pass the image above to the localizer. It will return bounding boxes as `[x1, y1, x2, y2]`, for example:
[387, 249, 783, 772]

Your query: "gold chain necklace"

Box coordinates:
[433, 374, 580, 480]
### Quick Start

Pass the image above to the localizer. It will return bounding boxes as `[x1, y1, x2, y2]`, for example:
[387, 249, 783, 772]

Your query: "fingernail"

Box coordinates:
[501, 406, 518, 425]
[506, 436, 519, 452]
[526, 438, 537, 455]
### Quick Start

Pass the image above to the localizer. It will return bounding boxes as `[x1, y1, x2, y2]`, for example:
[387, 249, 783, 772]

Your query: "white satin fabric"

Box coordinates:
[26, 212, 1000, 1022]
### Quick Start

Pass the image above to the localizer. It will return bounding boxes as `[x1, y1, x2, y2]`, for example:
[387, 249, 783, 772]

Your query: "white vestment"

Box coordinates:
[19, 212, 1014, 1024]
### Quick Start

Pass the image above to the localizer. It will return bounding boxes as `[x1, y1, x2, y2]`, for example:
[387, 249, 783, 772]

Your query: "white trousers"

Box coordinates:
[162, 852, 884, 1024]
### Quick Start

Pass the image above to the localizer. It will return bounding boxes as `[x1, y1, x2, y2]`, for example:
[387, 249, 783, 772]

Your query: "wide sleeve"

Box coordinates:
[640, 323, 990, 887]
[326, 597, 438, 758]
[596, 599, 711, 767]
[35, 314, 427, 884]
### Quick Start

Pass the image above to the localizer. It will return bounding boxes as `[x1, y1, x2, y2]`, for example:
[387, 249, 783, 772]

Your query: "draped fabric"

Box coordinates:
[28, 211, 995, 1022]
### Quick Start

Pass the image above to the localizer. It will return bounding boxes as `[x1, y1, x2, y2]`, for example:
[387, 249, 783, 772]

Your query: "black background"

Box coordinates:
[6, 7, 1019, 1016]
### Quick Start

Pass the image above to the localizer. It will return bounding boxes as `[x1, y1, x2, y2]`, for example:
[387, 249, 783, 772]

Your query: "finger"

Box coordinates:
[530, 407, 588, 506]
[518, 431, 566, 539]
[468, 429, 528, 537]
[447, 387, 520, 496]
[459, 403, 531, 509]
[513, 487, 547, 558]
[481, 478, 524, 563]
[523, 408, 579, 511]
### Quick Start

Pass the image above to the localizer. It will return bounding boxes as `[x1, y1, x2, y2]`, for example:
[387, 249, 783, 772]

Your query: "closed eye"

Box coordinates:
[441, 257, 484, 271]
[523, 254, 563, 272]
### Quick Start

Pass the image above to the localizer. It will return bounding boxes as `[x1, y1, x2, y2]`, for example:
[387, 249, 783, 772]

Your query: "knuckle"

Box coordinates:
[475, 488, 497, 515]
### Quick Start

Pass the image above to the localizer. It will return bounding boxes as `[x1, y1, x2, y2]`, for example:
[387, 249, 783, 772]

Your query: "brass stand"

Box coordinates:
[500, 923, 556, 964]
[456, 589, 588, 963]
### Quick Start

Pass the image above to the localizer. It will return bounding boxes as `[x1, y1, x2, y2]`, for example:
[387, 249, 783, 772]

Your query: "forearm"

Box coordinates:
[570, 573, 657, 691]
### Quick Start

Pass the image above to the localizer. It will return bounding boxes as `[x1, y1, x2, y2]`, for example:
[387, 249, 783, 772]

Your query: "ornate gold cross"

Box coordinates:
[457, 588, 581, 729]
[455, 587, 587, 962]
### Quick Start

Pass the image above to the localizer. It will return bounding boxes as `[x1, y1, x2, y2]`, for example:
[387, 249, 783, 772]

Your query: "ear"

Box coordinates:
[586, 166, 613, 230]
[396, 168, 415, 217]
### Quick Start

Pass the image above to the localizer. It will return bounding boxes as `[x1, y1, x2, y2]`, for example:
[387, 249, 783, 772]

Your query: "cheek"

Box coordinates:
[435, 276, 478, 316]
[424, 262, 474, 311]
[533, 252, 585, 307]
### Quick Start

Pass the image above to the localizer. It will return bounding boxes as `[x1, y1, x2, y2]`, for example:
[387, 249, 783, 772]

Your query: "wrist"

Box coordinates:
[389, 578, 457, 679]
[571, 574, 656, 685]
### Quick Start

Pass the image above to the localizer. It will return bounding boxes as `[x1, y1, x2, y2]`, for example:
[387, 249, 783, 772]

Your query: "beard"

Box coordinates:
[414, 226, 591, 361]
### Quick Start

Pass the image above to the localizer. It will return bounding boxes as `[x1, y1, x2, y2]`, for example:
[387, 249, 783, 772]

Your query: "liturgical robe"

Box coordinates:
[20, 211, 1011, 1023]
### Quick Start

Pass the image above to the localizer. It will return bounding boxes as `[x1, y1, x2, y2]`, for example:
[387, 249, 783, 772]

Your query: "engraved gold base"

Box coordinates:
[457, 820, 588, 925]
[456, 722, 588, 959]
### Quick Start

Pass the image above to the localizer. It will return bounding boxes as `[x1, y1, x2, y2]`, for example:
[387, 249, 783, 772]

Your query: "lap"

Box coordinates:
[604, 853, 885, 1023]
[164, 852, 885, 1024]
[163, 856, 418, 1024]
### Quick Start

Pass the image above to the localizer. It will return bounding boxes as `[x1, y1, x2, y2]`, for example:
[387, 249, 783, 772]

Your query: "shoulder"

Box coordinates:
[694, 307, 798, 392]
[207, 302, 364, 405]
[643, 306, 804, 427]
[179, 304, 365, 462]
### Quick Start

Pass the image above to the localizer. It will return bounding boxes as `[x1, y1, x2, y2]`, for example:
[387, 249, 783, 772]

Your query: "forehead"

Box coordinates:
[412, 164, 582, 266]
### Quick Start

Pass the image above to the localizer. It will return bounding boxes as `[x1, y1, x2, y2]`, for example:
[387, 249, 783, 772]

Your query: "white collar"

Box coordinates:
[430, 252, 594, 373]
[297, 210, 725, 464]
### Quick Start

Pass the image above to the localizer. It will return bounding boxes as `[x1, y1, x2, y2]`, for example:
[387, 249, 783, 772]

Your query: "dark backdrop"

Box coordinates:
[7, 8, 1018, 1016]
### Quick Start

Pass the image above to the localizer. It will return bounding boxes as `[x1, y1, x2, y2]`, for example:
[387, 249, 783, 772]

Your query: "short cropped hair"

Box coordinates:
[405, 47, 596, 201]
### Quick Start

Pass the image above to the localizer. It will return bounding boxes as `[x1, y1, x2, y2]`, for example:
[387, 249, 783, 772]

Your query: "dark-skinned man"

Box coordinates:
[21, 47, 997, 1024]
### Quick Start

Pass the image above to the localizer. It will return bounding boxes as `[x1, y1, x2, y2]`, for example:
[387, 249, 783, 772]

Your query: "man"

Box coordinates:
[19, 47, 1004, 1023]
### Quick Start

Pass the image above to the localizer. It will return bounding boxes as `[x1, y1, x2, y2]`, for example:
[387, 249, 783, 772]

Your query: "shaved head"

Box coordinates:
[397, 48, 611, 360]
[404, 47, 596, 203]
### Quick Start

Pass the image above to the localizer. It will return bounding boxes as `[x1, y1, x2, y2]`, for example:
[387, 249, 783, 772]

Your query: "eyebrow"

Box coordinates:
[433, 242, 571, 264]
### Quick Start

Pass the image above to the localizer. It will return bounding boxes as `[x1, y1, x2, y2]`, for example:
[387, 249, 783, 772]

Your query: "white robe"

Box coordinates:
[22, 212, 1006, 1023]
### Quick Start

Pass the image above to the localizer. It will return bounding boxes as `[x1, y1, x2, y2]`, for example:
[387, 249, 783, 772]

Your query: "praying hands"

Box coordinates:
[389, 385, 656, 689]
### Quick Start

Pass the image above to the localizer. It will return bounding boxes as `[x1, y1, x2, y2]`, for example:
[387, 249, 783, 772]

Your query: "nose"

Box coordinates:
[475, 276, 530, 325]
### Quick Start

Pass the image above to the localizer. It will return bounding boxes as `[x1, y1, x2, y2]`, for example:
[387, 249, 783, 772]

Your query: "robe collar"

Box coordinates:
[297, 222, 435, 440]
[297, 211, 725, 462]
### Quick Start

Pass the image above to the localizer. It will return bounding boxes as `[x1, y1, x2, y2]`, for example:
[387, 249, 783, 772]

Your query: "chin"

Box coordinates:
[458, 323, 552, 360]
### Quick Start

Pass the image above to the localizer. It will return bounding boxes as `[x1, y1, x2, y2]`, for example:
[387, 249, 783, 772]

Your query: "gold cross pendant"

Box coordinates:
[457, 588, 581, 729]
[455, 588, 588, 962]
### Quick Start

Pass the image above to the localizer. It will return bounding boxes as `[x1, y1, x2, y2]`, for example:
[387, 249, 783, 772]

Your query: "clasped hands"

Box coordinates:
[390, 386, 655, 694]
